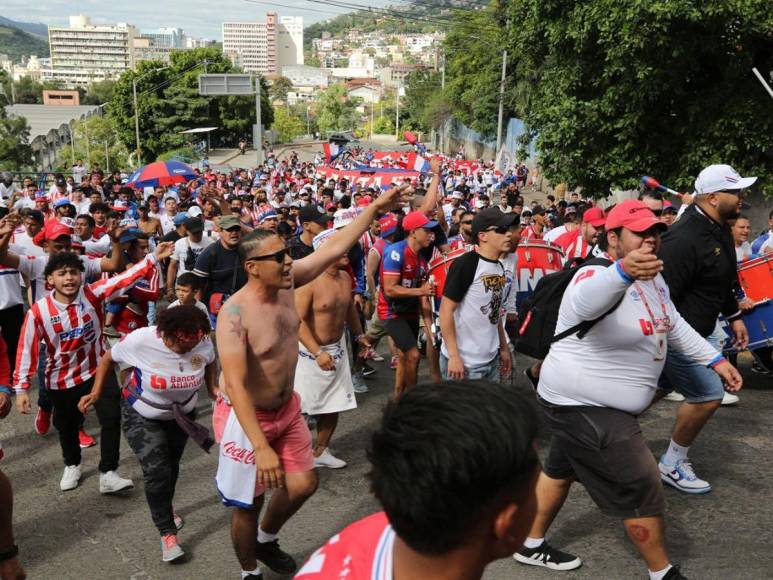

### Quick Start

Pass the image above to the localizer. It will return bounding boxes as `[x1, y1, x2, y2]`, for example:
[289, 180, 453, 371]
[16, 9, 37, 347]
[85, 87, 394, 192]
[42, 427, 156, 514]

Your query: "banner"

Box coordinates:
[316, 165, 420, 188]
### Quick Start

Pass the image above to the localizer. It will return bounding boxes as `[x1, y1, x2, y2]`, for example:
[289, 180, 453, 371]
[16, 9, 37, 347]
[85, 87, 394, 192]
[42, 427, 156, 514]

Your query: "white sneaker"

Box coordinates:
[664, 392, 685, 402]
[99, 470, 134, 494]
[313, 448, 347, 469]
[658, 456, 711, 494]
[60, 464, 82, 491]
[352, 373, 369, 394]
[161, 534, 185, 562]
[721, 392, 739, 406]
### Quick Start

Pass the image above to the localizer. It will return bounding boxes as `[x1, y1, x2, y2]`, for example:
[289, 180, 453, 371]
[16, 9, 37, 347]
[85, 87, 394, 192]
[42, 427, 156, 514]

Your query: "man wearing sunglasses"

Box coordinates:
[214, 184, 412, 580]
[654, 164, 755, 495]
[440, 208, 515, 382]
[448, 210, 475, 251]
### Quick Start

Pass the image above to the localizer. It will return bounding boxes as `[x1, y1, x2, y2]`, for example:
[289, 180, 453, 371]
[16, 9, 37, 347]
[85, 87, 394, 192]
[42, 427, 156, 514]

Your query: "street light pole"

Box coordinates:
[255, 75, 264, 165]
[132, 78, 141, 166]
[495, 49, 507, 154]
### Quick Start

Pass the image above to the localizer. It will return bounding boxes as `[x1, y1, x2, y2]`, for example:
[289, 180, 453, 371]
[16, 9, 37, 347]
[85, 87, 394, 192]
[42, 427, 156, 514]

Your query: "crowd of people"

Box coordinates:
[0, 148, 770, 580]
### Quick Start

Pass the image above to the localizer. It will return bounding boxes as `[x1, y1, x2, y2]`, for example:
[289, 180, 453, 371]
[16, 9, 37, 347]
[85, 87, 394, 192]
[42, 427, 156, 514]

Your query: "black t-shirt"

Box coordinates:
[162, 230, 182, 243]
[193, 242, 248, 298]
[286, 234, 314, 260]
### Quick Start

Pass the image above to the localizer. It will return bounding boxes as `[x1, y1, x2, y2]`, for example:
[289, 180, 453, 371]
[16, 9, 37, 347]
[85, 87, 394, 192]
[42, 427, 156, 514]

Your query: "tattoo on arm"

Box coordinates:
[226, 304, 247, 343]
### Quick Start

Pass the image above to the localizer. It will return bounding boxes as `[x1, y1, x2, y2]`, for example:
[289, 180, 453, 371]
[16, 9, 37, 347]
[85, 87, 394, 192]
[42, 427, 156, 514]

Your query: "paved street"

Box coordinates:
[1, 351, 771, 580]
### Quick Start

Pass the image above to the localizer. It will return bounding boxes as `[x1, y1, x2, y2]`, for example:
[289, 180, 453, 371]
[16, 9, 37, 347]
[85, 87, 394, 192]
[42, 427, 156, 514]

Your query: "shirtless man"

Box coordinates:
[214, 184, 411, 580]
[294, 229, 369, 469]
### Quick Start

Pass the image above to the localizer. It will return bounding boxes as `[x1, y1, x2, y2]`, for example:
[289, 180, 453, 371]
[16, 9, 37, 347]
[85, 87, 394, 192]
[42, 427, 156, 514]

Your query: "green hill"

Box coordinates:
[0, 24, 49, 62]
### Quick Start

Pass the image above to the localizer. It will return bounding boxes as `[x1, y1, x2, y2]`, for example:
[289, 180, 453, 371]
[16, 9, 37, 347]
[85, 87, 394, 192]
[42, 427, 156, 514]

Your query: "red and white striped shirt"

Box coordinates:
[555, 230, 591, 262]
[13, 255, 160, 393]
[521, 224, 543, 241]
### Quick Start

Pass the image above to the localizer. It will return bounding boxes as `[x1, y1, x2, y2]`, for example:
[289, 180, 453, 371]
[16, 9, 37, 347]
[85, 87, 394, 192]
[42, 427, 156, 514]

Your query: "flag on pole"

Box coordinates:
[323, 143, 343, 163]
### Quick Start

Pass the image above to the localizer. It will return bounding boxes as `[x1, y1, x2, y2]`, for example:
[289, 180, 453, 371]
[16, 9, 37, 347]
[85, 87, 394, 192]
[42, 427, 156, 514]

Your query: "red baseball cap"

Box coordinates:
[605, 200, 667, 233]
[402, 211, 438, 231]
[35, 221, 73, 246]
[582, 207, 606, 227]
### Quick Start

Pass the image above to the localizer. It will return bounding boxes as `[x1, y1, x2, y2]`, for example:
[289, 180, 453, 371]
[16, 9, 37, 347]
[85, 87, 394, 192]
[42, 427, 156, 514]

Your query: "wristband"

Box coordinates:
[313, 350, 324, 358]
[0, 386, 11, 396]
[709, 356, 727, 369]
[354, 334, 366, 342]
[615, 259, 635, 284]
[0, 544, 18, 562]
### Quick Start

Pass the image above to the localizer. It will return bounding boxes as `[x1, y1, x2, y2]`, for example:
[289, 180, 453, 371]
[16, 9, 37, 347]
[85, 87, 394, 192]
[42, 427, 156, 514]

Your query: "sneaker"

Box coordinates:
[664, 392, 686, 402]
[173, 510, 184, 531]
[243, 575, 263, 580]
[60, 464, 82, 491]
[514, 541, 582, 570]
[390, 355, 399, 369]
[35, 408, 52, 435]
[99, 471, 134, 494]
[79, 429, 96, 448]
[352, 373, 369, 394]
[751, 361, 770, 374]
[161, 534, 184, 562]
[370, 352, 385, 362]
[658, 457, 711, 494]
[523, 368, 539, 390]
[254, 539, 297, 575]
[361, 362, 377, 377]
[663, 565, 688, 579]
[313, 448, 347, 469]
[721, 392, 739, 406]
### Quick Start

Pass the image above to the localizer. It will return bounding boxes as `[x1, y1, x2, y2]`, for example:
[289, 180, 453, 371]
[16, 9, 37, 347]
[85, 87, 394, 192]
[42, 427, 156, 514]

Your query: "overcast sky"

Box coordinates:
[3, 0, 399, 39]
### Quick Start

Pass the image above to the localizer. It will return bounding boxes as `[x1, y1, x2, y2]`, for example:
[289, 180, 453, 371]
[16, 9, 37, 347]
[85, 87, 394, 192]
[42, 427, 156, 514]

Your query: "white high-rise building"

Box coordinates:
[47, 15, 138, 85]
[222, 12, 303, 75]
[141, 27, 185, 49]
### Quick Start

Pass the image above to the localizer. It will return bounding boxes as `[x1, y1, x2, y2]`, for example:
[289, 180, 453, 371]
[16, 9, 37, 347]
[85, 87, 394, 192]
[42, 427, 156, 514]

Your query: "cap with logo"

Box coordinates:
[694, 164, 757, 195]
[55, 177, 67, 187]
[118, 228, 147, 244]
[53, 198, 75, 209]
[257, 207, 278, 224]
[471, 207, 518, 238]
[333, 208, 361, 229]
[605, 200, 667, 233]
[402, 211, 438, 232]
[378, 214, 399, 238]
[173, 213, 188, 226]
[312, 228, 338, 250]
[183, 217, 204, 233]
[298, 205, 329, 225]
[112, 200, 129, 212]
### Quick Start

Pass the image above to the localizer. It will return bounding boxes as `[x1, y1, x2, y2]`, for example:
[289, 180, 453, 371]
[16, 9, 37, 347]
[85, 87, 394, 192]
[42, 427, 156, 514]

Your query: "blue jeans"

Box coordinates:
[657, 325, 725, 403]
[440, 353, 500, 381]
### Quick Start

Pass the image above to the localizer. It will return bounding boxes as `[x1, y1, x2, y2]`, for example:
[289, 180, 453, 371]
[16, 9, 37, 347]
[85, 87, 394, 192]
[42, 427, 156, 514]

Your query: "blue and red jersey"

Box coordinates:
[377, 239, 427, 320]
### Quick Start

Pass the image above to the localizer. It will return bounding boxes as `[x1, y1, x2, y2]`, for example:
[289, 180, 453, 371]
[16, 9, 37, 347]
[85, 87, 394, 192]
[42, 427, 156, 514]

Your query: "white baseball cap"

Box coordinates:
[332, 207, 360, 229]
[694, 164, 757, 195]
[312, 228, 337, 250]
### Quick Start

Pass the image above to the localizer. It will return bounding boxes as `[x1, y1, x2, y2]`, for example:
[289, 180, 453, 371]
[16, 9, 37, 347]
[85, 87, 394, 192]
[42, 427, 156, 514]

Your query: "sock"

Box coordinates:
[663, 439, 689, 466]
[241, 565, 262, 579]
[523, 536, 544, 549]
[649, 564, 672, 580]
[257, 528, 277, 544]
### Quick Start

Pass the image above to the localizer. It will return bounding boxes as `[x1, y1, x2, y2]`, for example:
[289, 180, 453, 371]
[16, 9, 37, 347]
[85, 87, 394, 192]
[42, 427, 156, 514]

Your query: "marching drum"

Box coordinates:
[427, 246, 470, 300]
[515, 240, 565, 308]
[738, 254, 773, 303]
[721, 300, 773, 372]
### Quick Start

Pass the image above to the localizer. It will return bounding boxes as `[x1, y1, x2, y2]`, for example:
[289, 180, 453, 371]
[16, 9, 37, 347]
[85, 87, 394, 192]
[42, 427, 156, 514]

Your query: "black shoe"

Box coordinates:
[523, 367, 539, 390]
[663, 565, 688, 580]
[255, 539, 297, 574]
[243, 575, 263, 580]
[513, 541, 582, 570]
[751, 361, 770, 374]
[362, 362, 377, 377]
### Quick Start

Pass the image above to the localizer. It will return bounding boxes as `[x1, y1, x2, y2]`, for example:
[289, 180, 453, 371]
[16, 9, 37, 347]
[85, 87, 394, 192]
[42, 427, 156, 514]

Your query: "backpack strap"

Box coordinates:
[550, 258, 624, 344]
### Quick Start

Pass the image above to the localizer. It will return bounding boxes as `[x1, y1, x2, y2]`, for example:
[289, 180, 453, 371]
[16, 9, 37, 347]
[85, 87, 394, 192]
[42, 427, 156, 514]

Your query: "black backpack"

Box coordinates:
[513, 257, 624, 359]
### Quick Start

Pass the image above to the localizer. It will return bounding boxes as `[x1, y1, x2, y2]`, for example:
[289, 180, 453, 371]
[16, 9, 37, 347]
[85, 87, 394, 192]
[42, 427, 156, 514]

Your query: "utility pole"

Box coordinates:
[104, 141, 110, 173]
[395, 85, 400, 140]
[132, 78, 141, 166]
[255, 75, 264, 165]
[68, 122, 76, 168]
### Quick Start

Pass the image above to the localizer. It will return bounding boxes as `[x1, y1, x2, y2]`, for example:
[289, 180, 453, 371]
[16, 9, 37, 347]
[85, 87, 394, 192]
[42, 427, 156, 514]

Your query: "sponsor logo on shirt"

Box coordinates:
[222, 441, 255, 465]
[190, 354, 204, 370]
[59, 320, 95, 342]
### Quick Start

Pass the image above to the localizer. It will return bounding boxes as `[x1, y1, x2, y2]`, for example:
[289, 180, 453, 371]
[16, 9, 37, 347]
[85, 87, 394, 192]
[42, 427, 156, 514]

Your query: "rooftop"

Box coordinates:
[5, 104, 100, 140]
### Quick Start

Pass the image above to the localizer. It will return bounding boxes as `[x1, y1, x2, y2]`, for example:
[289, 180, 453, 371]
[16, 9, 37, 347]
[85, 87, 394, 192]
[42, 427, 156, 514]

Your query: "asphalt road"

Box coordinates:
[1, 350, 771, 580]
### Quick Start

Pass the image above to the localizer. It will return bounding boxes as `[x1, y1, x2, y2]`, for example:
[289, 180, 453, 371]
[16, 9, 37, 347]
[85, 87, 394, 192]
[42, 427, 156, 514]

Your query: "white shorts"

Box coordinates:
[294, 336, 357, 416]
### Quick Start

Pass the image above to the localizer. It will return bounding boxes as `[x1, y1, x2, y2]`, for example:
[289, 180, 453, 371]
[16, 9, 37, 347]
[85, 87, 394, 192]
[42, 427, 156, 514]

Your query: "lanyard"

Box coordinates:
[634, 281, 668, 327]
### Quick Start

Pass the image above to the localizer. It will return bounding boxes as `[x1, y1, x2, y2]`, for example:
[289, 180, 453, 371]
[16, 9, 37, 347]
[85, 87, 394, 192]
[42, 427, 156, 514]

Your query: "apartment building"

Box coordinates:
[222, 12, 303, 75]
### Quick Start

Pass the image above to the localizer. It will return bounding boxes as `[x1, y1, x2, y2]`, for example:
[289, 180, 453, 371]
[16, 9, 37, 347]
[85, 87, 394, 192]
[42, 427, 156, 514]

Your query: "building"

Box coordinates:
[141, 27, 184, 49]
[222, 12, 303, 75]
[5, 104, 100, 171]
[346, 79, 382, 104]
[379, 64, 427, 88]
[185, 36, 214, 49]
[42, 90, 80, 106]
[47, 15, 139, 86]
[281, 65, 330, 89]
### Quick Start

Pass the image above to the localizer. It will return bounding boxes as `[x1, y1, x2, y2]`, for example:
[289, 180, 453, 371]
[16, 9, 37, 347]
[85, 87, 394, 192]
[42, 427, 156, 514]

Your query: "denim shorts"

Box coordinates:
[657, 324, 725, 403]
[439, 353, 500, 381]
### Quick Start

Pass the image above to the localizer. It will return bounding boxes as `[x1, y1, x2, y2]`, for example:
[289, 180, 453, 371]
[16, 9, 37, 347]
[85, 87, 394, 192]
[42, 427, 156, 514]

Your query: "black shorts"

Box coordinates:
[382, 317, 420, 352]
[540, 402, 664, 519]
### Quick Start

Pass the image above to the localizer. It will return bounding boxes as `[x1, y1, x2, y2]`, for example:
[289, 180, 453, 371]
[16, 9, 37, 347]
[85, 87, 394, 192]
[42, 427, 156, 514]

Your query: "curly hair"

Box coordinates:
[156, 305, 210, 336]
[44, 252, 85, 277]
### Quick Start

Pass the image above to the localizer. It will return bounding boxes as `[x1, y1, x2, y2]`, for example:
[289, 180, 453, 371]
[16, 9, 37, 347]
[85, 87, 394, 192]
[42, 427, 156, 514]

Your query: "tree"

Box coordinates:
[108, 48, 273, 164]
[272, 107, 305, 143]
[13, 76, 43, 104]
[269, 76, 294, 103]
[81, 80, 116, 106]
[55, 114, 129, 172]
[403, 69, 448, 133]
[315, 83, 362, 134]
[0, 107, 33, 170]
[499, 0, 773, 196]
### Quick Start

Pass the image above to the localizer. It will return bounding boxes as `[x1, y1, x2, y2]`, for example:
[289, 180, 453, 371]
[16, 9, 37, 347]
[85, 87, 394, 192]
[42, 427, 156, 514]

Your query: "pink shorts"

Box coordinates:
[213, 392, 313, 497]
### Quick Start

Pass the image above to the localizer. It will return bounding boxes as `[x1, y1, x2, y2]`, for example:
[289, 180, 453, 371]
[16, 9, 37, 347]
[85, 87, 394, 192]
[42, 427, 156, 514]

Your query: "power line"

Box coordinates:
[242, 0, 349, 17]
[304, 0, 458, 26]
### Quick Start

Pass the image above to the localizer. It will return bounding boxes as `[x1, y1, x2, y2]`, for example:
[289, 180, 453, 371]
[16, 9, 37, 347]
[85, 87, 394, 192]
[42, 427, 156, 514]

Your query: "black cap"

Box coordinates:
[183, 217, 204, 233]
[55, 177, 67, 187]
[471, 208, 518, 239]
[298, 204, 329, 225]
[531, 205, 546, 216]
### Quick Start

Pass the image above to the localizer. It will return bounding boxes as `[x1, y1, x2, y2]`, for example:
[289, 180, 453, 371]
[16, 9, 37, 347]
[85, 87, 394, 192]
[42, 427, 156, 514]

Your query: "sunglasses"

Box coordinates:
[651, 209, 663, 216]
[485, 225, 509, 234]
[460, 220, 474, 225]
[245, 248, 288, 263]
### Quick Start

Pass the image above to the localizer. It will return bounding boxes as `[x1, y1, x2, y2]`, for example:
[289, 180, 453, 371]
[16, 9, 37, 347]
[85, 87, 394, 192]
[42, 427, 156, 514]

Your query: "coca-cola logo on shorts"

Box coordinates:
[222, 441, 255, 465]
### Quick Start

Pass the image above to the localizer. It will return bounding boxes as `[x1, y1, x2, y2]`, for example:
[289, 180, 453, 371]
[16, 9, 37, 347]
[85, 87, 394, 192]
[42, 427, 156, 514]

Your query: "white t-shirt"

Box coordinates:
[160, 214, 178, 235]
[111, 326, 215, 420]
[735, 242, 753, 262]
[538, 261, 720, 415]
[543, 225, 567, 244]
[171, 236, 214, 276]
